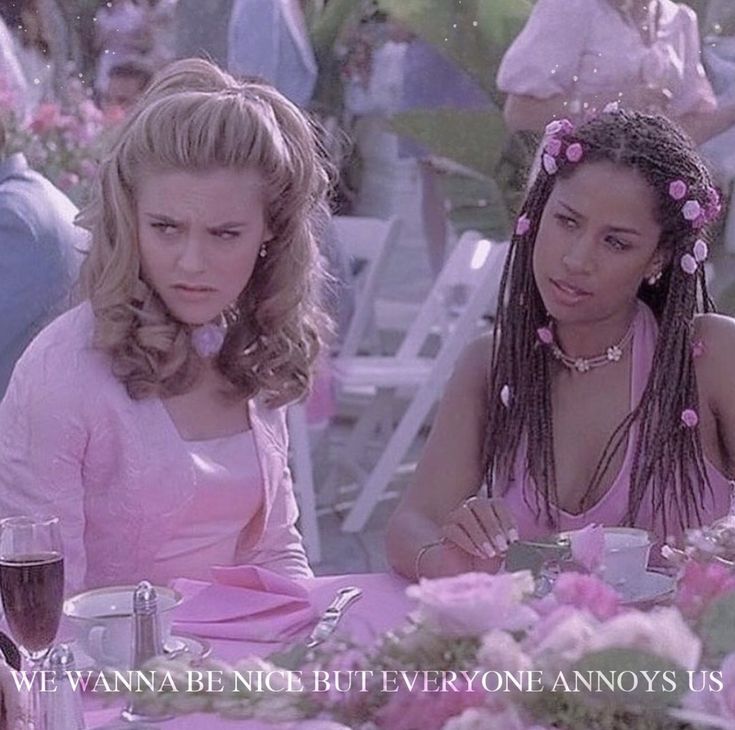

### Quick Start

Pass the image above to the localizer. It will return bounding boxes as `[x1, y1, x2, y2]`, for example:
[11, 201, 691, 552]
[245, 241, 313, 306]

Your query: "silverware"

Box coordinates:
[305, 586, 362, 648]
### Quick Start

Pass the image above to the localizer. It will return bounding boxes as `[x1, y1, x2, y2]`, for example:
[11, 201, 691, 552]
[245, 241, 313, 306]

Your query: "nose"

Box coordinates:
[561, 235, 595, 275]
[177, 234, 206, 274]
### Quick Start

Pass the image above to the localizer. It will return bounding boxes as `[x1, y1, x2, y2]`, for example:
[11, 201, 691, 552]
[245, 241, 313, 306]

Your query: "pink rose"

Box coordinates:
[29, 102, 63, 134]
[515, 214, 530, 236]
[545, 137, 562, 157]
[675, 560, 735, 621]
[568, 524, 604, 572]
[681, 409, 699, 428]
[693, 239, 709, 263]
[551, 572, 620, 620]
[407, 572, 538, 637]
[680, 253, 698, 275]
[682, 200, 702, 221]
[542, 154, 558, 175]
[536, 327, 553, 345]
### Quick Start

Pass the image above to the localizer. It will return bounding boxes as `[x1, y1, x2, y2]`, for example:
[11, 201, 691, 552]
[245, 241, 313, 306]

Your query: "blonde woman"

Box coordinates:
[0, 58, 331, 592]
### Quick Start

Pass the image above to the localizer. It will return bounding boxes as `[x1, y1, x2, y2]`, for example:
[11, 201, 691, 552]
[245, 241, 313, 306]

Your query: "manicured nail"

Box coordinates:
[496, 535, 508, 552]
[482, 542, 496, 559]
[509, 529, 519, 543]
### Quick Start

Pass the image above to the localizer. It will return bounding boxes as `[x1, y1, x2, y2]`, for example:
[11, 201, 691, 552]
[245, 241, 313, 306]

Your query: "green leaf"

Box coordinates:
[388, 108, 506, 178]
[699, 591, 735, 664]
[569, 648, 685, 710]
[376, 0, 533, 104]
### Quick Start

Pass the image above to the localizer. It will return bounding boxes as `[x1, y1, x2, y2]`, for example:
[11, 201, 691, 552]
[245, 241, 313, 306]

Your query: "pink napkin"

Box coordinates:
[172, 565, 317, 642]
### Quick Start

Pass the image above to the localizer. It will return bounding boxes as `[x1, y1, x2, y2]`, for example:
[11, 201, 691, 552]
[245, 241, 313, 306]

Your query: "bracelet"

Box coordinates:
[414, 539, 445, 582]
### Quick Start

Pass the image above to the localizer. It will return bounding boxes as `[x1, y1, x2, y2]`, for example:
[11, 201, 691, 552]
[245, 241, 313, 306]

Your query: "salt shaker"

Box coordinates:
[43, 644, 85, 730]
[131, 581, 163, 669]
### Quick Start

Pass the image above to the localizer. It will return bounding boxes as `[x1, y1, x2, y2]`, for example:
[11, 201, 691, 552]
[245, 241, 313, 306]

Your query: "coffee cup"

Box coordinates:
[63, 584, 182, 669]
[600, 527, 652, 587]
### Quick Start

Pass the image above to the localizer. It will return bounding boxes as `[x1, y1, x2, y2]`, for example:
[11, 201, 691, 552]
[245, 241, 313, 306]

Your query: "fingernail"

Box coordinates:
[496, 535, 508, 552]
[482, 541, 496, 559]
[509, 529, 519, 543]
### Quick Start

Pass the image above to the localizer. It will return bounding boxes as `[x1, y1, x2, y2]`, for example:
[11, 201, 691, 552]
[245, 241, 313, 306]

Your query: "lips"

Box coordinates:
[173, 284, 216, 293]
[551, 279, 591, 297]
[549, 278, 592, 305]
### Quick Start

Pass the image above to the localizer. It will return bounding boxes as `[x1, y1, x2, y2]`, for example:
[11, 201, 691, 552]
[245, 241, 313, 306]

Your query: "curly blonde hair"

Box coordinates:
[77, 58, 332, 406]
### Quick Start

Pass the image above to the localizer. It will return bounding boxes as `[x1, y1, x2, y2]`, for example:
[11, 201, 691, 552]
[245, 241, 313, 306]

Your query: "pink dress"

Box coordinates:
[501, 301, 732, 542]
[497, 0, 716, 119]
[0, 303, 312, 593]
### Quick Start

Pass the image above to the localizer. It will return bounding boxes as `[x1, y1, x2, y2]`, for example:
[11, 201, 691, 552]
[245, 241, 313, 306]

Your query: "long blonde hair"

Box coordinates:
[77, 59, 332, 406]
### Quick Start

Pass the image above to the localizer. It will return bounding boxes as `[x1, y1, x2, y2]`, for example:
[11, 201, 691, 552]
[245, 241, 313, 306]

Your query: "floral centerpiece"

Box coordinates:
[125, 527, 735, 730]
[0, 74, 123, 207]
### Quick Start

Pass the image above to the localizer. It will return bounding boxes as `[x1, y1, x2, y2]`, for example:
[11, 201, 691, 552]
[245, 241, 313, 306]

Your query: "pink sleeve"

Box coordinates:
[670, 5, 717, 117]
[0, 349, 88, 594]
[496, 0, 591, 98]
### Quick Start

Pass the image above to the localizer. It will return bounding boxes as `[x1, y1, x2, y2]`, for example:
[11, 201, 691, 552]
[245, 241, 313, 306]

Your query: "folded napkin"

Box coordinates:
[172, 565, 317, 642]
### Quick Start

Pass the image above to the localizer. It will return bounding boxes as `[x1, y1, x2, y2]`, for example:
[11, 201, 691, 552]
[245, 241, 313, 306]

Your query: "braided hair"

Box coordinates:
[483, 109, 720, 537]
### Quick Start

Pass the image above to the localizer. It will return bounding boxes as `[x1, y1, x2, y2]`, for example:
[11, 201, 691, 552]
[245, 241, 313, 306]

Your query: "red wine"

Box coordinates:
[0, 552, 64, 653]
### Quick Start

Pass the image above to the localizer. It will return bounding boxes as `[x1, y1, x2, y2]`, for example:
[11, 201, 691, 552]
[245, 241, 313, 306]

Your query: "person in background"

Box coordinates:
[388, 110, 735, 580]
[227, 0, 317, 108]
[100, 59, 154, 113]
[174, 0, 233, 68]
[0, 117, 85, 398]
[0, 59, 331, 592]
[497, 0, 735, 144]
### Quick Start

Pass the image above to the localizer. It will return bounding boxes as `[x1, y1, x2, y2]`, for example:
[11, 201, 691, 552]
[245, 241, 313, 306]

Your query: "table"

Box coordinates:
[82, 572, 412, 728]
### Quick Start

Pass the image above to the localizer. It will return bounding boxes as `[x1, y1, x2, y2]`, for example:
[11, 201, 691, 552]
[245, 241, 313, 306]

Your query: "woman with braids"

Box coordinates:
[387, 109, 735, 580]
[0, 58, 331, 591]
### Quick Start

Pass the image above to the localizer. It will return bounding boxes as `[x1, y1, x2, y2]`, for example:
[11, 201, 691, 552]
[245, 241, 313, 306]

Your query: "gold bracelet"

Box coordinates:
[414, 539, 445, 582]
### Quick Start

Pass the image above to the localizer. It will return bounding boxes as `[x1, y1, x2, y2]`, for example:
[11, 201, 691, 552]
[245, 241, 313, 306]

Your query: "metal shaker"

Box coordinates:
[131, 581, 163, 669]
[43, 644, 85, 730]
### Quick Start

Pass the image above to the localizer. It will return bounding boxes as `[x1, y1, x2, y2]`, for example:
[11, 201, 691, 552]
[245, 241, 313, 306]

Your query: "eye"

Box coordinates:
[212, 230, 241, 241]
[554, 213, 577, 229]
[605, 235, 629, 252]
[150, 222, 178, 236]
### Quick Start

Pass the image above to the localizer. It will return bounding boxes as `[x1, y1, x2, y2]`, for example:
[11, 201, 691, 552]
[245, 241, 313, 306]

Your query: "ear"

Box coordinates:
[645, 248, 670, 280]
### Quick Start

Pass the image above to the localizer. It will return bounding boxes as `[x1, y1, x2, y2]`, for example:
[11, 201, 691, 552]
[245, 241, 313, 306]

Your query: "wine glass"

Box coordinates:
[0, 516, 64, 728]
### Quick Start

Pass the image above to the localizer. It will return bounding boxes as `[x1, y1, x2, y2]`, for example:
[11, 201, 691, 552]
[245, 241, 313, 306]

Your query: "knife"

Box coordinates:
[305, 586, 363, 648]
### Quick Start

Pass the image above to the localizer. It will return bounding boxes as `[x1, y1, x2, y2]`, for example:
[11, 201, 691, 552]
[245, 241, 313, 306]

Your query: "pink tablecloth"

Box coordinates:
[83, 572, 412, 729]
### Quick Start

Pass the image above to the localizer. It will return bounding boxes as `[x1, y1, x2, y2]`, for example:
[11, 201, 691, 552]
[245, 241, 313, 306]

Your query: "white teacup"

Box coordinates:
[63, 585, 182, 669]
[601, 527, 652, 587]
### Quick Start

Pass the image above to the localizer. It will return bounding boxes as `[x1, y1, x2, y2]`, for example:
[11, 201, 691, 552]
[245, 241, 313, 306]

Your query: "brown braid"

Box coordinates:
[483, 110, 718, 538]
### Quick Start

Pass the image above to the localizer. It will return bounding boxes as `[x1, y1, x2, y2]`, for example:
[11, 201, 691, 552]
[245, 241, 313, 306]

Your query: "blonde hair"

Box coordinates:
[78, 58, 332, 406]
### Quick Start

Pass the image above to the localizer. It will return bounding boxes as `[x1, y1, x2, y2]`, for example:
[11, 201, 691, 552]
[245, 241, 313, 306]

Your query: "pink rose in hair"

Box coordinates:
[515, 214, 530, 236]
[682, 200, 702, 221]
[565, 143, 583, 162]
[668, 179, 688, 201]
[680, 254, 698, 275]
[545, 137, 562, 157]
[542, 154, 558, 175]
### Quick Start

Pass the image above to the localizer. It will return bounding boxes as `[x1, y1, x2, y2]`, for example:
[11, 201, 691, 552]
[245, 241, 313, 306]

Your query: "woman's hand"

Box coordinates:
[440, 496, 519, 560]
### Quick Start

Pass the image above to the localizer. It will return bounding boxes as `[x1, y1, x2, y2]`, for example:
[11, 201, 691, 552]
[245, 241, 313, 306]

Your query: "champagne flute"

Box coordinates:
[0, 516, 64, 728]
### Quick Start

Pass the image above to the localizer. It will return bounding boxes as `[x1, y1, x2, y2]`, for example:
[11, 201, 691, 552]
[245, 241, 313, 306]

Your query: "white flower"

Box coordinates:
[477, 630, 532, 674]
[526, 609, 598, 671]
[407, 571, 538, 637]
[589, 607, 701, 670]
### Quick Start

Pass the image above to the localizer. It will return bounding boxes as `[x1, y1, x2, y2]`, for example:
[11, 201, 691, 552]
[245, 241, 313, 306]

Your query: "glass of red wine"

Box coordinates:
[0, 516, 64, 726]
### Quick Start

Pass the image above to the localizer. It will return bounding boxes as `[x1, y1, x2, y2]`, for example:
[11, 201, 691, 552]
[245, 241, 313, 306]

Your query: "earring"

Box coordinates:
[259, 242, 268, 258]
[647, 271, 662, 286]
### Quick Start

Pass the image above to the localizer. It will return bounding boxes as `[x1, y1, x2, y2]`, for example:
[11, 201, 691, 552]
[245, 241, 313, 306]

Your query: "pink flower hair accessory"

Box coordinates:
[692, 340, 706, 359]
[544, 118, 574, 137]
[693, 239, 709, 263]
[668, 180, 688, 201]
[681, 409, 699, 428]
[545, 137, 562, 157]
[515, 214, 530, 236]
[682, 200, 702, 222]
[542, 154, 558, 175]
[537, 326, 554, 345]
[680, 253, 698, 275]
[500, 384, 512, 408]
[565, 143, 584, 162]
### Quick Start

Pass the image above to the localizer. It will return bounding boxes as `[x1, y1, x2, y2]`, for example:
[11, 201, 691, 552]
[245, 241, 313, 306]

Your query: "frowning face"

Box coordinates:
[533, 161, 665, 326]
[136, 167, 271, 326]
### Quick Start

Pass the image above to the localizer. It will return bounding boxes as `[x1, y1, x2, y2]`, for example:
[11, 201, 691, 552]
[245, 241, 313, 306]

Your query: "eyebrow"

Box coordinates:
[557, 201, 643, 237]
[143, 213, 249, 228]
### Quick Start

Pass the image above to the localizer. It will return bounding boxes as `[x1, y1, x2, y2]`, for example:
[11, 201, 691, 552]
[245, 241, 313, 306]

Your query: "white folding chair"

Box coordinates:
[287, 215, 401, 561]
[334, 215, 401, 357]
[329, 232, 509, 533]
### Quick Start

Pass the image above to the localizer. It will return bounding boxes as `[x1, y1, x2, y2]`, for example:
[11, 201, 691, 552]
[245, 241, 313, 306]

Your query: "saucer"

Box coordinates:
[616, 571, 676, 606]
[71, 632, 211, 671]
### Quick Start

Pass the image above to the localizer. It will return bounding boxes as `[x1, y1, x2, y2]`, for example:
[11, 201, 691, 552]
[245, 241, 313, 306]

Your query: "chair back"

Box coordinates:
[397, 231, 507, 360]
[334, 215, 401, 357]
